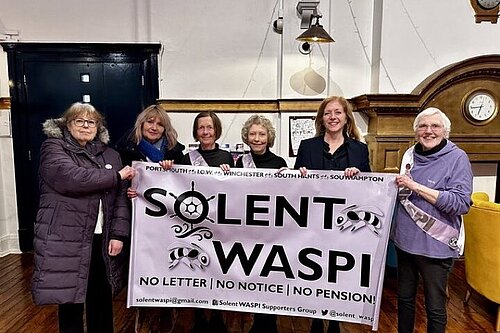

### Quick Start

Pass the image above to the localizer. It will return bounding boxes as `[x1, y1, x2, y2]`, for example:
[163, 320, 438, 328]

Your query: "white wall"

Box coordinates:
[472, 163, 498, 201]
[379, 1, 500, 93]
[0, 116, 20, 255]
[2, 1, 498, 98]
[0, 0, 499, 255]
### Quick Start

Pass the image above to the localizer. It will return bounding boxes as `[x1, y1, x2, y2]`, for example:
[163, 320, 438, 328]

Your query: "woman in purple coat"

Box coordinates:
[31, 102, 136, 333]
[392, 107, 473, 333]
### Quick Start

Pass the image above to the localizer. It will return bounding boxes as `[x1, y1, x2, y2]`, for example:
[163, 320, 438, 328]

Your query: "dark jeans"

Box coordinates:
[395, 247, 453, 333]
[58, 234, 114, 333]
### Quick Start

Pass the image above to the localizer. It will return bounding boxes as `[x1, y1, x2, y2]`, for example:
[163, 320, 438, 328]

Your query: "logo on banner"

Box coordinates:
[169, 181, 215, 240]
[335, 205, 384, 235]
[168, 242, 210, 270]
[167, 181, 216, 270]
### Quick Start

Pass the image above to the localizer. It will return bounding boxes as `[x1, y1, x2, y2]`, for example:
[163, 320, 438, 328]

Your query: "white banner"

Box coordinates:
[127, 162, 398, 330]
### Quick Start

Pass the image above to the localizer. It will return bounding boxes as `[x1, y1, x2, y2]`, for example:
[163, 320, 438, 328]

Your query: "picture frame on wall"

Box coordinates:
[289, 116, 315, 157]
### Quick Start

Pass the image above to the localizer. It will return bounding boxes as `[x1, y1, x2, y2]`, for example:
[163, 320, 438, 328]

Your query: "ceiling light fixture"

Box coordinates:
[296, 15, 334, 43]
[296, 0, 334, 44]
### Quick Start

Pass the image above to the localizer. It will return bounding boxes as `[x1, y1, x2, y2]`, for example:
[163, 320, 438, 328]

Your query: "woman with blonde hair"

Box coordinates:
[116, 104, 185, 167]
[236, 114, 287, 333]
[116, 104, 185, 331]
[236, 114, 287, 169]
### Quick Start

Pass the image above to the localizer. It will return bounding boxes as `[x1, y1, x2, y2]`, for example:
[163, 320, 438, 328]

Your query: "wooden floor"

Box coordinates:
[0, 253, 496, 333]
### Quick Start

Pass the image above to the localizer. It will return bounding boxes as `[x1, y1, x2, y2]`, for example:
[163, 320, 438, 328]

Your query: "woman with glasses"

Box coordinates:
[294, 96, 370, 333]
[392, 107, 473, 333]
[32, 102, 136, 333]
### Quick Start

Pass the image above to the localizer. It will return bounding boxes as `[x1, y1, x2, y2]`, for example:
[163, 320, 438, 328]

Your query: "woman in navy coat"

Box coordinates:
[294, 96, 371, 333]
[294, 96, 370, 175]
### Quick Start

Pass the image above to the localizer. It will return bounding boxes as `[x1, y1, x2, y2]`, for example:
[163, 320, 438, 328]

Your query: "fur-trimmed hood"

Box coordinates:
[42, 118, 110, 144]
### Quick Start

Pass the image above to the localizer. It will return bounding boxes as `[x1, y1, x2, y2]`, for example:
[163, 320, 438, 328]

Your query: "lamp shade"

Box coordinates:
[296, 17, 334, 43]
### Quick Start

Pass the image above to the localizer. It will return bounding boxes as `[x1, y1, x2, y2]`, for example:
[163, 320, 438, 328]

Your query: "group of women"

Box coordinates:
[31, 95, 472, 333]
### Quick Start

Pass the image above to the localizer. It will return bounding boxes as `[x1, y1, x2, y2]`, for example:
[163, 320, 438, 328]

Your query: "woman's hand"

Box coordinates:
[396, 174, 415, 190]
[396, 174, 421, 194]
[299, 167, 308, 177]
[276, 167, 288, 174]
[220, 164, 231, 172]
[127, 187, 138, 199]
[344, 167, 360, 177]
[159, 160, 174, 170]
[119, 165, 136, 180]
[396, 174, 439, 204]
[108, 239, 123, 256]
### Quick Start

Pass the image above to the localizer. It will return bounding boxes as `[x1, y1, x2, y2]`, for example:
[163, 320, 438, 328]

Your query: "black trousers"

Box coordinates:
[58, 234, 114, 333]
[396, 247, 453, 333]
[311, 318, 340, 333]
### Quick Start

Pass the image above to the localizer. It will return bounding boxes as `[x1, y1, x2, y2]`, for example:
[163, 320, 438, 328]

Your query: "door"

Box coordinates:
[1, 42, 160, 252]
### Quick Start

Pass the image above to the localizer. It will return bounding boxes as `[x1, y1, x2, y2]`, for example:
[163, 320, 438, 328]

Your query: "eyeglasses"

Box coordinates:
[73, 118, 98, 128]
[417, 123, 442, 131]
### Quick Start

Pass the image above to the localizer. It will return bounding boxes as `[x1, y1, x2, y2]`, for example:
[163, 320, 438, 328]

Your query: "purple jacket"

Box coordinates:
[32, 118, 130, 305]
[391, 141, 472, 259]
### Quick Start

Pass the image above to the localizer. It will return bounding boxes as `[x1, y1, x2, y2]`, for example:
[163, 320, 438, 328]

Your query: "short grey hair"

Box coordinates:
[413, 107, 451, 139]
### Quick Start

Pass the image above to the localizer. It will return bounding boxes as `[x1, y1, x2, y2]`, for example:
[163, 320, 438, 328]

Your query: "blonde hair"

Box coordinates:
[132, 105, 178, 149]
[241, 114, 276, 148]
[314, 96, 362, 141]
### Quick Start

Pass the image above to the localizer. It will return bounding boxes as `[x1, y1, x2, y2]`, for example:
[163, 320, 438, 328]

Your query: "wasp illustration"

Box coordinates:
[168, 242, 210, 270]
[335, 205, 384, 234]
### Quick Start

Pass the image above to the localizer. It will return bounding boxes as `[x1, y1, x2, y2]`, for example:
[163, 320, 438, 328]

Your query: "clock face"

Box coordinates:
[477, 0, 500, 9]
[464, 91, 497, 124]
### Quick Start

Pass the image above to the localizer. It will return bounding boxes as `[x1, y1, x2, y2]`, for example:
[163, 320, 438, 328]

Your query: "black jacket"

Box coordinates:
[115, 129, 185, 166]
[294, 135, 371, 171]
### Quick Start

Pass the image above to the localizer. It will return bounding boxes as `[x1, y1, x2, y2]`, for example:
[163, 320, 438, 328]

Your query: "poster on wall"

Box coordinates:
[127, 162, 398, 330]
[289, 116, 315, 157]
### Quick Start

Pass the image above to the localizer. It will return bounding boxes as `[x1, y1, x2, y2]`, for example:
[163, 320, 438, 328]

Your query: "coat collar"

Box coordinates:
[42, 117, 110, 144]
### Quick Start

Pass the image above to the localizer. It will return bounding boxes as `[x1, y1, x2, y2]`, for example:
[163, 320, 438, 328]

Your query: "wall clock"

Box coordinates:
[462, 90, 498, 124]
[470, 0, 500, 23]
[477, 0, 500, 9]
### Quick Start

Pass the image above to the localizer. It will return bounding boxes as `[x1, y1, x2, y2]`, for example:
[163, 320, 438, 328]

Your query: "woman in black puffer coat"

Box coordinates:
[31, 102, 136, 333]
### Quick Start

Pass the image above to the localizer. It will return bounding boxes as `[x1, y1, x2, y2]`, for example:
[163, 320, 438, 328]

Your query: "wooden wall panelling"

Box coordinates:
[158, 99, 323, 114]
[0, 97, 10, 109]
[352, 54, 500, 172]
